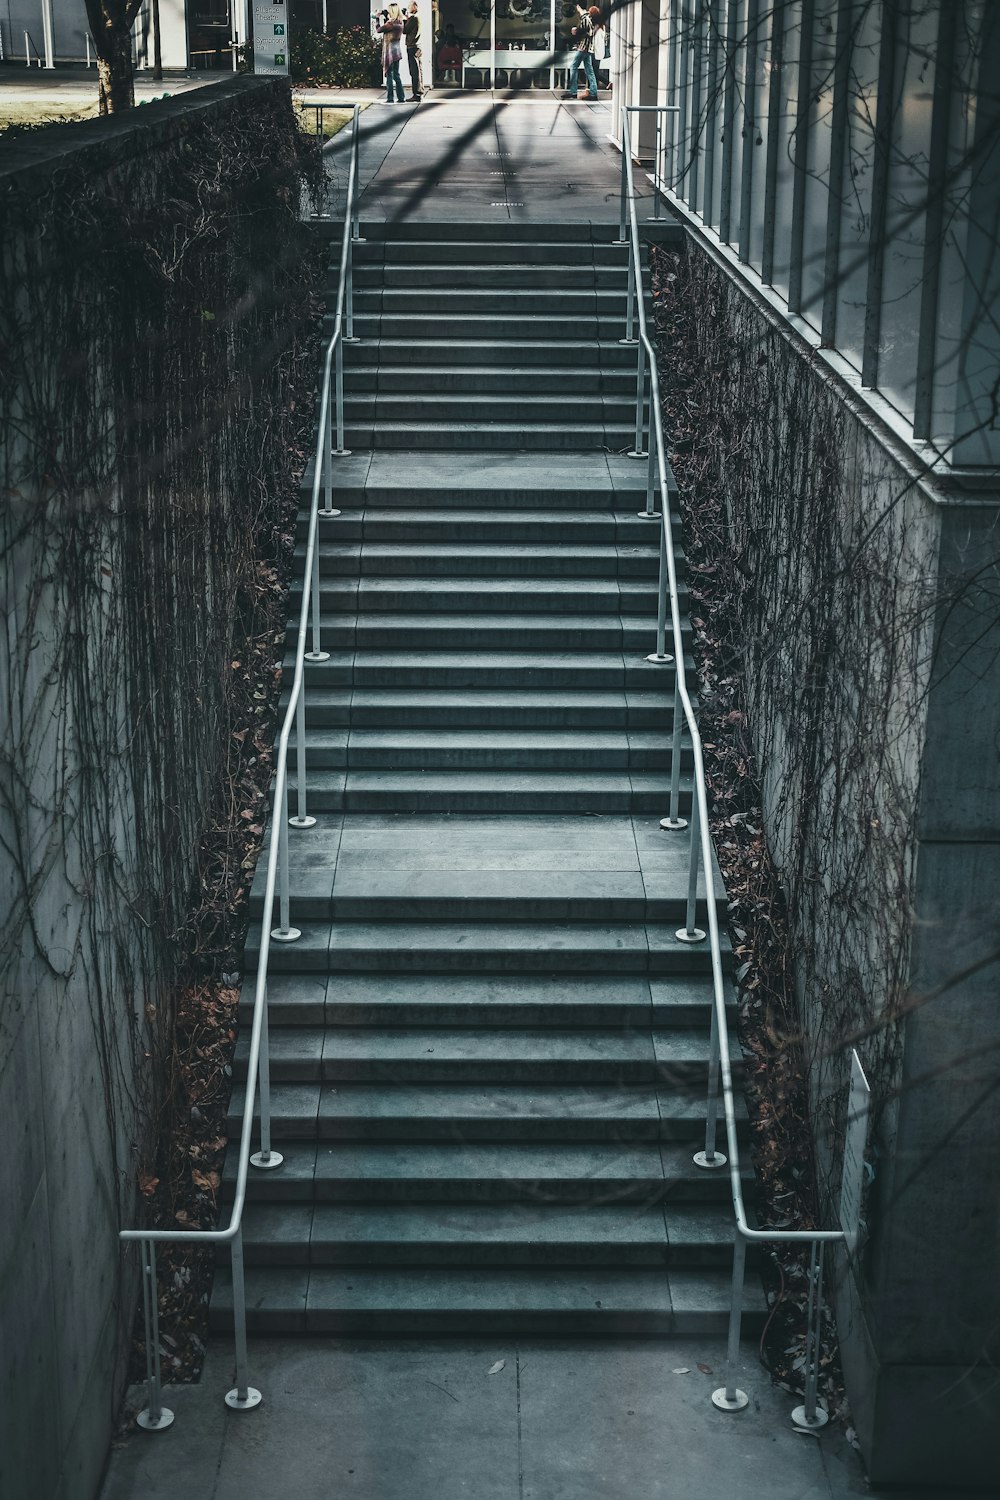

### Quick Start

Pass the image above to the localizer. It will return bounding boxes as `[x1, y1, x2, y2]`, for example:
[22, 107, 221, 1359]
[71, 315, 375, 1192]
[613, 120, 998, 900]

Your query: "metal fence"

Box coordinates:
[652, 0, 1000, 469]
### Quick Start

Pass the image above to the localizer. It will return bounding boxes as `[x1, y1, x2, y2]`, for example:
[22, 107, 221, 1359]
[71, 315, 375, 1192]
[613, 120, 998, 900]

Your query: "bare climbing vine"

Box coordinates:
[650, 240, 940, 1412]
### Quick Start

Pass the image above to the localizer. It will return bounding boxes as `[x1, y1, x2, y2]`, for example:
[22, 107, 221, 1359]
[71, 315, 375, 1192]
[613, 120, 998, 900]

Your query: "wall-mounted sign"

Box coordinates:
[253, 1, 290, 75]
[839, 1049, 872, 1257]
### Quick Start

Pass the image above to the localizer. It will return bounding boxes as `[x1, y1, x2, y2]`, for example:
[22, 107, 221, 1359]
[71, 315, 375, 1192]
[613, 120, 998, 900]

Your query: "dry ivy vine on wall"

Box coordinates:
[650, 241, 937, 1412]
[1, 85, 325, 1396]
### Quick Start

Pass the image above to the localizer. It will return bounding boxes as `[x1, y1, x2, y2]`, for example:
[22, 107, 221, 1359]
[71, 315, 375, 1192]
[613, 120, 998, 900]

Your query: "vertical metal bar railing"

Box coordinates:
[119, 102, 366, 1430]
[618, 107, 846, 1427]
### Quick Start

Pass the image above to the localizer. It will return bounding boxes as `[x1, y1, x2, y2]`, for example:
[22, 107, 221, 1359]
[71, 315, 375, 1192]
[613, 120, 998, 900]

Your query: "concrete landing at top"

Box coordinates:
[325, 96, 649, 224]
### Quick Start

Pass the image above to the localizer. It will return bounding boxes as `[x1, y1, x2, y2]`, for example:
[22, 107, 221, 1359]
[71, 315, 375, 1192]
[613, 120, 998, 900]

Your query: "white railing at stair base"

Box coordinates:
[119, 104, 363, 1431]
[618, 106, 846, 1429]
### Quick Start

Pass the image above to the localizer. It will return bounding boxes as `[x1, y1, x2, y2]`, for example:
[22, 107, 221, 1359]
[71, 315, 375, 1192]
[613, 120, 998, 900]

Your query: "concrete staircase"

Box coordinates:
[213, 222, 760, 1337]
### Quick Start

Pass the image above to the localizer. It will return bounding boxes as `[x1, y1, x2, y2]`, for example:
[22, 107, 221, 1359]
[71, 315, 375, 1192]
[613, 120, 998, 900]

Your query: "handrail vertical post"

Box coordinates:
[224, 1227, 262, 1410]
[250, 987, 283, 1170]
[661, 680, 688, 829]
[621, 252, 637, 346]
[135, 1239, 174, 1430]
[643, 438, 658, 519]
[677, 798, 706, 942]
[616, 111, 629, 242]
[289, 688, 314, 828]
[654, 111, 663, 219]
[334, 339, 347, 456]
[352, 105, 362, 240]
[318, 369, 341, 518]
[306, 534, 330, 663]
[629, 340, 647, 458]
[694, 995, 726, 1169]
[712, 1233, 750, 1411]
[271, 787, 301, 943]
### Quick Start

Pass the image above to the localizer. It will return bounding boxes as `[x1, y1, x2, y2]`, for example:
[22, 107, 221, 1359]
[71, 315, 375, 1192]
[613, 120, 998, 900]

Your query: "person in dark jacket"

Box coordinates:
[404, 2, 423, 100]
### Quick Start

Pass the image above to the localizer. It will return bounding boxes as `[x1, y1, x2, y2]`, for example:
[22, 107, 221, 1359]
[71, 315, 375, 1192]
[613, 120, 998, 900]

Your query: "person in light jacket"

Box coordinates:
[380, 3, 406, 103]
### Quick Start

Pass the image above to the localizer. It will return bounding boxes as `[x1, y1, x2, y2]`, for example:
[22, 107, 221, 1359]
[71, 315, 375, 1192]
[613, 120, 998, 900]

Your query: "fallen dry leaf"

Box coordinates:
[486, 1360, 505, 1376]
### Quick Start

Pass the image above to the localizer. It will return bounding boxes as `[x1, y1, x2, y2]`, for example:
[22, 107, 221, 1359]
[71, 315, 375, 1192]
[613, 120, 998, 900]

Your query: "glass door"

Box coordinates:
[433, 0, 577, 89]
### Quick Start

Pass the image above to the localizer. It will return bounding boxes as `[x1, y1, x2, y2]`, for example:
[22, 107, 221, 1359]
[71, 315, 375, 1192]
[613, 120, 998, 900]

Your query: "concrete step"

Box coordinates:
[240, 974, 727, 1029]
[247, 920, 725, 976]
[286, 727, 684, 774]
[340, 421, 639, 452]
[288, 689, 682, 732]
[295, 652, 691, 690]
[341, 394, 638, 425]
[233, 1025, 733, 1084]
[228, 1201, 744, 1269]
[353, 239, 628, 266]
[209, 1264, 765, 1336]
[348, 262, 640, 289]
[358, 220, 624, 243]
[222, 1140, 746, 1205]
[292, 615, 662, 655]
[302, 543, 659, 578]
[353, 289, 643, 317]
[290, 579, 669, 617]
[344, 365, 637, 396]
[343, 337, 641, 368]
[295, 510, 679, 545]
[343, 316, 641, 342]
[228, 1081, 740, 1142]
[282, 769, 692, 815]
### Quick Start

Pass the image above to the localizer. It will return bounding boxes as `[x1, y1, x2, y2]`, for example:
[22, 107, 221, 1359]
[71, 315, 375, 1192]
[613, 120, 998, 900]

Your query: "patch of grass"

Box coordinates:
[0, 100, 100, 134]
[293, 103, 357, 140]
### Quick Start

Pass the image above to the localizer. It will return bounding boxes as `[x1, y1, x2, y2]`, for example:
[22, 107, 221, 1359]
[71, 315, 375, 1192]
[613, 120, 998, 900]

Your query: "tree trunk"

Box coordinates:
[85, 0, 142, 114]
[151, 0, 162, 81]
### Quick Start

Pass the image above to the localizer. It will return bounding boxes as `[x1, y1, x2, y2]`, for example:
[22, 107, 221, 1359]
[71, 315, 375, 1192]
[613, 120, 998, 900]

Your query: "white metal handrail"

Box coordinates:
[618, 105, 845, 1427]
[119, 103, 364, 1431]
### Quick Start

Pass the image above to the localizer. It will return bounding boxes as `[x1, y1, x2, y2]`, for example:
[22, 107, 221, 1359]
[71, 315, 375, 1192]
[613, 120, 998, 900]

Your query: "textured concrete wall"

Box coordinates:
[670, 227, 1000, 1488]
[0, 78, 309, 1500]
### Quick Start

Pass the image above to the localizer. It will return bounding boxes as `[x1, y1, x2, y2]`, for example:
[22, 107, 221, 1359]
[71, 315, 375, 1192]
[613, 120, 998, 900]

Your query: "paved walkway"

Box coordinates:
[102, 1337, 873, 1500]
[99, 99, 880, 1500]
[324, 94, 636, 224]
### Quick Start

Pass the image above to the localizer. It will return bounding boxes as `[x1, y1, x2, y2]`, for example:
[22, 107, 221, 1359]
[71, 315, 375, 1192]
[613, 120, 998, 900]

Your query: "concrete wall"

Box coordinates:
[663, 225, 1000, 1488]
[0, 78, 312, 1500]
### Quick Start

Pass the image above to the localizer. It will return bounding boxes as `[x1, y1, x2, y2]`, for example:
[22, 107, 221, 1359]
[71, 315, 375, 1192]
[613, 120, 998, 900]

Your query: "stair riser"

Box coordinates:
[347, 267, 638, 291]
[292, 786, 690, 815]
[342, 427, 636, 452]
[304, 486, 655, 508]
[352, 293, 642, 318]
[228, 1242, 739, 1270]
[345, 369, 638, 396]
[251, 940, 711, 976]
[236, 1060, 719, 1088]
[210, 1305, 763, 1337]
[296, 518, 679, 544]
[292, 705, 686, 735]
[358, 222, 624, 243]
[290, 585, 667, 615]
[230, 1114, 731, 1146]
[298, 555, 661, 581]
[342, 397, 637, 423]
[223, 1176, 741, 1207]
[353, 242, 628, 266]
[344, 340, 640, 368]
[240, 1000, 712, 1027]
[297, 663, 687, 689]
[341, 318, 639, 341]
[291, 626, 662, 656]
[286, 747, 683, 776]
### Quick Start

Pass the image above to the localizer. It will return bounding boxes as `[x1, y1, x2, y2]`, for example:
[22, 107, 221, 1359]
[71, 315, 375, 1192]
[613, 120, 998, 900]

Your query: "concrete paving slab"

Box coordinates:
[101, 1338, 870, 1500]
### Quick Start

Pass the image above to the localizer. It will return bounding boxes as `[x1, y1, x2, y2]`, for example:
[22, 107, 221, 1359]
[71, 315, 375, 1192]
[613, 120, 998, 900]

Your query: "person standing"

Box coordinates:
[590, 8, 607, 89]
[563, 4, 597, 101]
[404, 2, 424, 100]
[380, 3, 406, 103]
